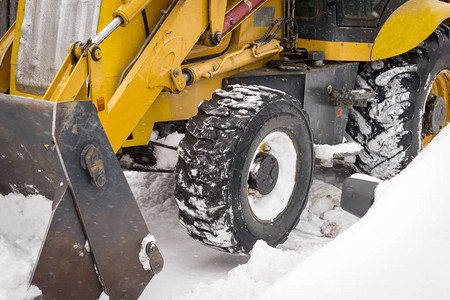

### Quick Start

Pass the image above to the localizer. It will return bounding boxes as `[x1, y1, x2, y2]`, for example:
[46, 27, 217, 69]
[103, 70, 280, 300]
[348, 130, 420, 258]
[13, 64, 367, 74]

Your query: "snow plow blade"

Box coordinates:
[0, 95, 163, 299]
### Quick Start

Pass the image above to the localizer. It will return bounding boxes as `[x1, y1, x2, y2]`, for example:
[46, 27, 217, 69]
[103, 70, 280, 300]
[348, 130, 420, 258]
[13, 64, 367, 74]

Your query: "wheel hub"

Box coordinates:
[248, 153, 279, 195]
[422, 70, 450, 147]
[423, 95, 446, 136]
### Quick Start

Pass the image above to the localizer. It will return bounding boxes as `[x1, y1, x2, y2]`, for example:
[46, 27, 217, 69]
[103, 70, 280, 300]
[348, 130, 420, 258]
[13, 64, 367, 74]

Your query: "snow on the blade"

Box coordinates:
[259, 124, 450, 300]
[97, 291, 110, 300]
[24, 285, 42, 300]
[0, 193, 51, 300]
[85, 240, 91, 252]
[139, 234, 157, 271]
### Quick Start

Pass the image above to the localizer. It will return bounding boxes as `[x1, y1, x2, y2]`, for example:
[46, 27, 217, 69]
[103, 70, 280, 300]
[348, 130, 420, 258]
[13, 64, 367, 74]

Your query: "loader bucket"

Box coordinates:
[0, 94, 163, 299]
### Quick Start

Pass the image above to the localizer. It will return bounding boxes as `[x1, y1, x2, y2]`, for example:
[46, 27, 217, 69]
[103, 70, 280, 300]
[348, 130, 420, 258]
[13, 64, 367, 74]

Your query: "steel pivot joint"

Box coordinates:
[81, 144, 106, 187]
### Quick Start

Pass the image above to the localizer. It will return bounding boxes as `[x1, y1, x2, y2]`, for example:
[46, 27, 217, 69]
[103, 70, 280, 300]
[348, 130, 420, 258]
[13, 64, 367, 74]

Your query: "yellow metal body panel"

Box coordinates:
[103, 0, 210, 152]
[297, 39, 373, 61]
[209, 1, 228, 38]
[7, 0, 284, 152]
[43, 53, 88, 102]
[97, 0, 172, 101]
[0, 23, 14, 93]
[113, 0, 154, 25]
[127, 0, 284, 146]
[372, 0, 450, 60]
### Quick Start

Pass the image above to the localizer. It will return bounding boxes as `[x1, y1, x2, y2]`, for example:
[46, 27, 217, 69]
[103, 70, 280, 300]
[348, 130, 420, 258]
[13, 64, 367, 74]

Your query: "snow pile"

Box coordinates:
[259, 125, 450, 300]
[125, 172, 179, 226]
[120, 132, 184, 171]
[176, 241, 310, 300]
[151, 132, 184, 169]
[0, 193, 51, 300]
[296, 180, 358, 239]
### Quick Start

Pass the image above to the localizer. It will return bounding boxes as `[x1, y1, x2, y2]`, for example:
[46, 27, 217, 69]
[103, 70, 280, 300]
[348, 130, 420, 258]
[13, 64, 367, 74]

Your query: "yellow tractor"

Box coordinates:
[0, 0, 448, 298]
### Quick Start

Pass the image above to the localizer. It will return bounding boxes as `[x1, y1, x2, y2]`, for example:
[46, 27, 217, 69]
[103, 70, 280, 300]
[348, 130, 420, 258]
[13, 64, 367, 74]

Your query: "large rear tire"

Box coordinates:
[175, 85, 314, 254]
[346, 24, 450, 179]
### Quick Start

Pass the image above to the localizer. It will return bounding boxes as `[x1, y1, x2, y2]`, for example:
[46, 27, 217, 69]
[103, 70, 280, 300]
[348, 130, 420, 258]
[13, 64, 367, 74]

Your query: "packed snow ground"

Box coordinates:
[0, 163, 356, 299]
[130, 169, 358, 299]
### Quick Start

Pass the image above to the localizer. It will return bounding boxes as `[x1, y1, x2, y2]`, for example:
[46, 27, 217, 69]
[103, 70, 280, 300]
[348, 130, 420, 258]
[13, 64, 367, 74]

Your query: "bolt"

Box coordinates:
[90, 45, 102, 61]
[173, 68, 180, 78]
[213, 31, 222, 45]
[145, 242, 164, 274]
[96, 174, 106, 187]
[327, 85, 333, 94]
[145, 242, 155, 256]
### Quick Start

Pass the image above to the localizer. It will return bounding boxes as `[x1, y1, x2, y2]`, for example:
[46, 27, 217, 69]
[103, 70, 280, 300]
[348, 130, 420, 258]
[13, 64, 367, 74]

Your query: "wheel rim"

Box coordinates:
[247, 131, 297, 221]
[422, 70, 450, 147]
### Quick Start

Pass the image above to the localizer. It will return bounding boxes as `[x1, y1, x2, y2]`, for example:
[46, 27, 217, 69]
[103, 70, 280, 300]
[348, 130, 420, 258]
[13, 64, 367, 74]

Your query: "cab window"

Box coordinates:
[342, 0, 385, 19]
[295, 0, 320, 19]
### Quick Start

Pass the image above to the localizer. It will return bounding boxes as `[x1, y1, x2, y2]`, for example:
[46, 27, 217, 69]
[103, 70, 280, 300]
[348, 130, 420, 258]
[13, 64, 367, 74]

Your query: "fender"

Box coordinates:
[372, 0, 450, 60]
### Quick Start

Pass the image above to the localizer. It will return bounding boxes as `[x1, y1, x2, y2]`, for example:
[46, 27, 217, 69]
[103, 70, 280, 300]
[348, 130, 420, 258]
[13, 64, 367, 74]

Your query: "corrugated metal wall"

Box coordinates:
[0, 0, 18, 37]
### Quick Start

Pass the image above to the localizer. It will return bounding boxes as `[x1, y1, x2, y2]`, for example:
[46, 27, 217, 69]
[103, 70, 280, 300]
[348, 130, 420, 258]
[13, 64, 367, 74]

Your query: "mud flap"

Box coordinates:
[0, 95, 163, 299]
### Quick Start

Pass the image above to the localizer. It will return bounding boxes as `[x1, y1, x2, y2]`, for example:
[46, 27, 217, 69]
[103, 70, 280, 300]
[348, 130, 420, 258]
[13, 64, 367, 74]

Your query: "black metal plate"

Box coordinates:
[31, 188, 103, 299]
[0, 95, 65, 199]
[0, 95, 157, 299]
[53, 101, 154, 299]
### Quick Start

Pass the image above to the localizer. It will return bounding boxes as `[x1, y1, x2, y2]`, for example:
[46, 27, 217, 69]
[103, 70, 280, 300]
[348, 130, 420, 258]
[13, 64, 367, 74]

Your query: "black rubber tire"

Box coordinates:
[174, 85, 314, 254]
[346, 24, 450, 179]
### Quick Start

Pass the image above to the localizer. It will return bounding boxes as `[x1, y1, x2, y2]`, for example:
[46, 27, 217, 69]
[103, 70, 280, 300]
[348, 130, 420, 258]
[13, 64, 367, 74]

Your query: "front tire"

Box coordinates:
[175, 85, 314, 254]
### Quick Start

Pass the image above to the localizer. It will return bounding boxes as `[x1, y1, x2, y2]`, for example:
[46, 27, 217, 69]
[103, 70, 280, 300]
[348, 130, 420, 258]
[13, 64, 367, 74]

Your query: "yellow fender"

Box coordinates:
[372, 0, 450, 60]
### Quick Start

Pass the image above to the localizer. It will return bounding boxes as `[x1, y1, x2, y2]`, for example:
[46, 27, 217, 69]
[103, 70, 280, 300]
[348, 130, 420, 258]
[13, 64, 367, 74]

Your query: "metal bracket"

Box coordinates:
[329, 87, 375, 108]
[81, 144, 106, 187]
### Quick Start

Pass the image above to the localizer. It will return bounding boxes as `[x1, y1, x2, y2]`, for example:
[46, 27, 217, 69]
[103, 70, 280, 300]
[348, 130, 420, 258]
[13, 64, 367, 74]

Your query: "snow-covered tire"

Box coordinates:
[175, 85, 314, 254]
[346, 24, 450, 179]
